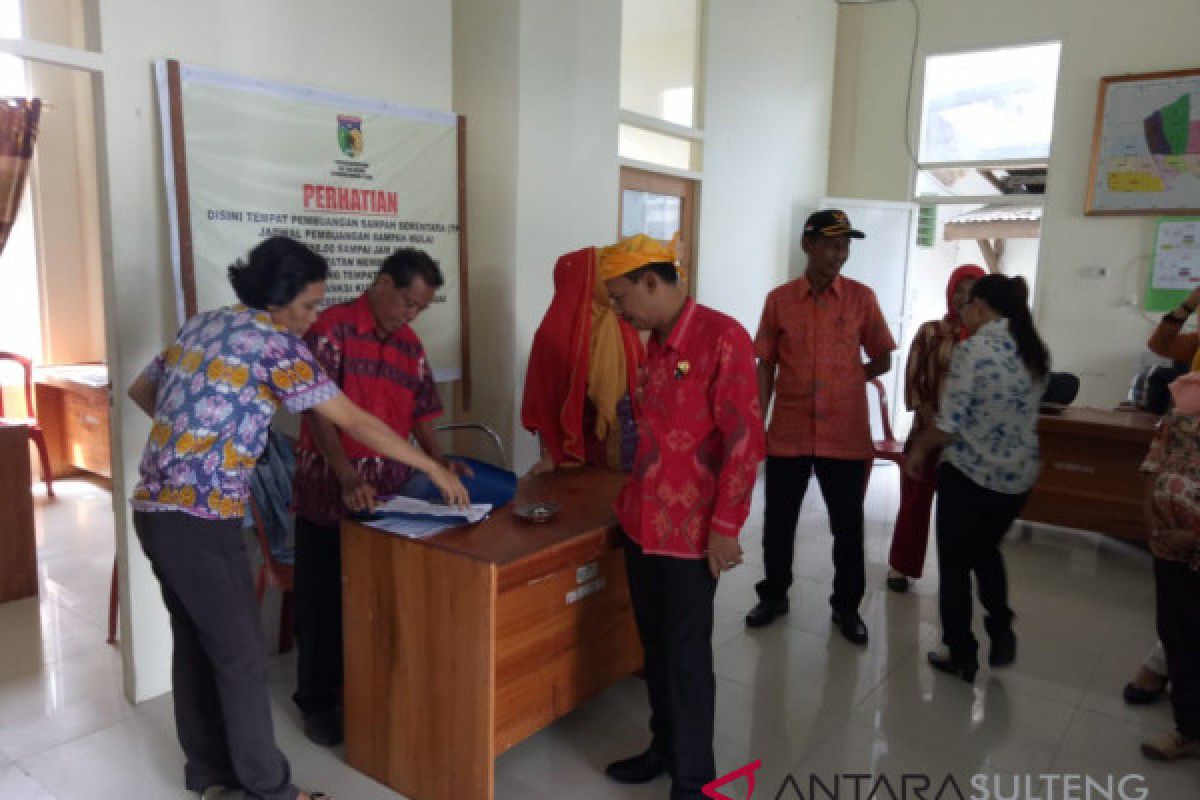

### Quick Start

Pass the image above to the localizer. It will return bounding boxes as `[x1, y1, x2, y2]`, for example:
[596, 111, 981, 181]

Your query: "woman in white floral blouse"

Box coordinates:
[906, 274, 1049, 683]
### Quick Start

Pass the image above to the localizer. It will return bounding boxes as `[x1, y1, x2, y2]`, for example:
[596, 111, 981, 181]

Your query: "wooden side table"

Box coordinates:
[34, 364, 112, 480]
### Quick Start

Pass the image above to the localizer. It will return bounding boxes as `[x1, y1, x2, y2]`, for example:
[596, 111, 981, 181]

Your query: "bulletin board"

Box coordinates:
[154, 59, 472, 399]
[1086, 68, 1200, 216]
[1145, 216, 1200, 311]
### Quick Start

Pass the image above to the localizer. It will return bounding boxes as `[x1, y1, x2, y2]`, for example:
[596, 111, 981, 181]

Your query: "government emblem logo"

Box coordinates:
[337, 114, 364, 158]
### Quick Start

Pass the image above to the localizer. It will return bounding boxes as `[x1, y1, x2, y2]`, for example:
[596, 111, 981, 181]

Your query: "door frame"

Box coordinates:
[619, 165, 699, 293]
[820, 196, 917, 438]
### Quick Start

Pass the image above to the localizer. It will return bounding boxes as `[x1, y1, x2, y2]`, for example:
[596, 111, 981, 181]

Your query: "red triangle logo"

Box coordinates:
[702, 759, 763, 800]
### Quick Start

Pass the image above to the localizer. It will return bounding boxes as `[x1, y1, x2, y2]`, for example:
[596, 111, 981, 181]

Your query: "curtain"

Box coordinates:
[0, 98, 40, 258]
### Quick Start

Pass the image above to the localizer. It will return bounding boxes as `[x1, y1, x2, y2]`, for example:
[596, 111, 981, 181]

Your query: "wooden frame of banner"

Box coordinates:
[162, 59, 472, 407]
[165, 60, 198, 318]
[457, 115, 472, 409]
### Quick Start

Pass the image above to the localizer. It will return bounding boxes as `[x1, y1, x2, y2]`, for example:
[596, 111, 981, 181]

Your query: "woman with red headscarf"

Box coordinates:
[522, 246, 643, 473]
[886, 264, 987, 592]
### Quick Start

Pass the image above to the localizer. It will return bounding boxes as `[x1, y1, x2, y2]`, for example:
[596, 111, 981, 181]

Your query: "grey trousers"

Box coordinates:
[133, 510, 297, 800]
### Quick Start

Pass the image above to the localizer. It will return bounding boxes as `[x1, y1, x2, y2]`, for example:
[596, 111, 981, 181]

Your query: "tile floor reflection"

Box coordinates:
[1, 469, 1197, 799]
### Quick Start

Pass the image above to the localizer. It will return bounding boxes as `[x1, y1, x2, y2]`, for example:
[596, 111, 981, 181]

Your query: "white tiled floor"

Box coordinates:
[2, 469, 1198, 799]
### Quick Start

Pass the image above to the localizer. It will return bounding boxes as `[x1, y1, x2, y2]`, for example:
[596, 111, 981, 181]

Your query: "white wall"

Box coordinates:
[696, 0, 838, 334]
[509, 0, 622, 470]
[620, 0, 698, 124]
[455, 0, 621, 473]
[453, 0, 521, 461]
[23, 0, 105, 365]
[95, 0, 453, 702]
[26, 61, 105, 365]
[829, 0, 1200, 407]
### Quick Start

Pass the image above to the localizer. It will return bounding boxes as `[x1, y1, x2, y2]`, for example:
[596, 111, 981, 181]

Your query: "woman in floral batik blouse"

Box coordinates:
[1138, 371, 1200, 762]
[126, 236, 467, 800]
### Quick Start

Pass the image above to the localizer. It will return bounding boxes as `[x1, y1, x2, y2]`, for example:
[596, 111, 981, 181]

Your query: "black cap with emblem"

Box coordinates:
[803, 209, 866, 239]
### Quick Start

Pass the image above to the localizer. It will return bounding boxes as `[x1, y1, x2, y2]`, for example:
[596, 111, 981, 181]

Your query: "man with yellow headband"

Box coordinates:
[601, 234, 765, 799]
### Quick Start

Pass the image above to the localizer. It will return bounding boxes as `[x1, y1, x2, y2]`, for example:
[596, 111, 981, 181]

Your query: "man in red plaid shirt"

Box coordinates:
[291, 248, 467, 747]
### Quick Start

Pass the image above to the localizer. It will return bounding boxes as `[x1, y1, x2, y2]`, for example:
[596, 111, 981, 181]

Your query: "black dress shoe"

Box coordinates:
[1124, 681, 1167, 705]
[605, 748, 668, 784]
[988, 631, 1017, 668]
[745, 598, 789, 629]
[831, 609, 868, 645]
[303, 710, 344, 747]
[927, 650, 978, 683]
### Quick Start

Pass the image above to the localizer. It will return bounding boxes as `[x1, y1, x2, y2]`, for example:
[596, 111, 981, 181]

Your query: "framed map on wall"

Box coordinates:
[1086, 67, 1200, 215]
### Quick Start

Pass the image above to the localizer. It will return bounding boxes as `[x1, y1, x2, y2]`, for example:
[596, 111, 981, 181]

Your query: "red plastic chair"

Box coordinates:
[865, 378, 905, 491]
[249, 494, 295, 653]
[0, 351, 54, 497]
[869, 378, 905, 464]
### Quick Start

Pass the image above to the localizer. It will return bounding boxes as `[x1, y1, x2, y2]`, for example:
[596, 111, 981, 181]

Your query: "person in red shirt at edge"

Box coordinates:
[290, 248, 470, 748]
[599, 234, 765, 800]
[745, 210, 897, 646]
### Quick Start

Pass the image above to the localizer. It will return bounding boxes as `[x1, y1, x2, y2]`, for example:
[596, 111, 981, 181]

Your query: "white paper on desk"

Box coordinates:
[360, 515, 464, 539]
[374, 495, 492, 524]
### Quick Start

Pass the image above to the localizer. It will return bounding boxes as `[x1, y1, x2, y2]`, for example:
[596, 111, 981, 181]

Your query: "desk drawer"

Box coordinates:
[1037, 434, 1145, 495]
[494, 546, 641, 753]
[64, 391, 111, 478]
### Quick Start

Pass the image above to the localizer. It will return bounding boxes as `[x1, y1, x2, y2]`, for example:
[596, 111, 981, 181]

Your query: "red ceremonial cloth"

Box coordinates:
[521, 247, 643, 466]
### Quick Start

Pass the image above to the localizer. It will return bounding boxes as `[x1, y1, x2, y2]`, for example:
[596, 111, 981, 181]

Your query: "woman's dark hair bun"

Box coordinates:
[227, 236, 329, 309]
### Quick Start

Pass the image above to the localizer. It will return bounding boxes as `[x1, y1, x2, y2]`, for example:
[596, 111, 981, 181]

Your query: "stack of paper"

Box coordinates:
[360, 496, 492, 539]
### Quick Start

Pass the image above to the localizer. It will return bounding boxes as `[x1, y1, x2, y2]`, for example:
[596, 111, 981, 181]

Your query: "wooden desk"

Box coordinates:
[34, 365, 111, 480]
[342, 467, 642, 800]
[1021, 407, 1159, 542]
[0, 423, 37, 602]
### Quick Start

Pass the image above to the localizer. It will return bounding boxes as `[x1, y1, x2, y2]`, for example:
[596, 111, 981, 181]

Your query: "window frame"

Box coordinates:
[911, 39, 1062, 208]
[617, 0, 707, 173]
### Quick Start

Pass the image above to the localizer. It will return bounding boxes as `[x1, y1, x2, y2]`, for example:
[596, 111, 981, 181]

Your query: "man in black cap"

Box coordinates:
[744, 210, 896, 645]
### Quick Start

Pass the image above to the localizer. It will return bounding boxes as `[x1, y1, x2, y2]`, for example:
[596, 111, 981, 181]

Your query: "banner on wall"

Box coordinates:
[155, 60, 465, 383]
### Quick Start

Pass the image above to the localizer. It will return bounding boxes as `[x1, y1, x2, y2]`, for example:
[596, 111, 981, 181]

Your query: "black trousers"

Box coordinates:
[624, 536, 718, 800]
[934, 464, 1028, 662]
[1155, 557, 1200, 739]
[292, 517, 343, 715]
[758, 456, 868, 612]
[133, 511, 296, 800]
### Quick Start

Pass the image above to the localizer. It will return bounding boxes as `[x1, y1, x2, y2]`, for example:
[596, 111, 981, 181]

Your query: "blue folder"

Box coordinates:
[399, 456, 518, 509]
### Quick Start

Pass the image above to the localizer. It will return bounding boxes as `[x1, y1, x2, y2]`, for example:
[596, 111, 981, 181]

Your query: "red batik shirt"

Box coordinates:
[616, 299, 766, 558]
[293, 294, 443, 526]
[755, 275, 896, 459]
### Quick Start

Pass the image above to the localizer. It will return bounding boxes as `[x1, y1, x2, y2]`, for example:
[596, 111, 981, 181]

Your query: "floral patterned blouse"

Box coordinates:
[132, 305, 340, 520]
[1141, 411, 1200, 570]
[934, 318, 1043, 494]
[904, 317, 959, 443]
